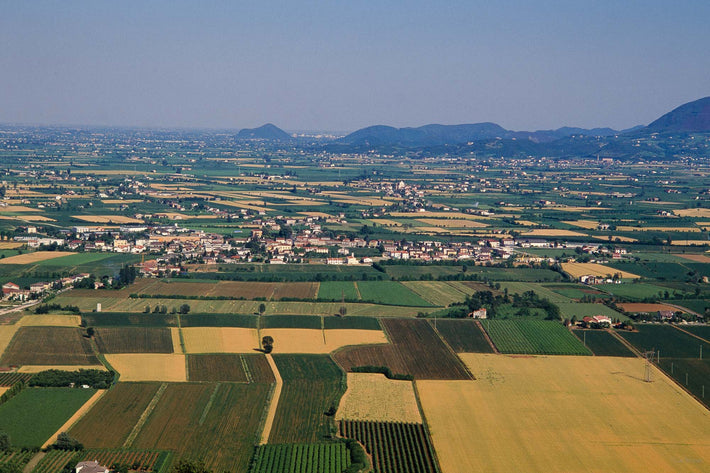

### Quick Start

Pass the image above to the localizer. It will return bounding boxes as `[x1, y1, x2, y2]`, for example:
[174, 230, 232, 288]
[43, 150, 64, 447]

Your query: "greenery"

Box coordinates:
[29, 369, 114, 389]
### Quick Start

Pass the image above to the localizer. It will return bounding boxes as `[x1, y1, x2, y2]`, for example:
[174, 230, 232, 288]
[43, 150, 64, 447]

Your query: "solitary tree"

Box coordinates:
[339, 306, 347, 317]
[179, 304, 191, 315]
[258, 303, 266, 316]
[262, 335, 274, 353]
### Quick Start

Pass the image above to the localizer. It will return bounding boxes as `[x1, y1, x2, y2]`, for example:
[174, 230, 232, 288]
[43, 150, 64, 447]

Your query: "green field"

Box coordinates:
[658, 358, 710, 409]
[260, 315, 322, 329]
[619, 324, 710, 359]
[573, 330, 634, 357]
[30, 450, 78, 473]
[431, 319, 494, 353]
[0, 387, 96, 447]
[556, 302, 628, 322]
[250, 443, 350, 473]
[270, 355, 345, 443]
[596, 283, 674, 300]
[401, 281, 469, 306]
[322, 316, 380, 330]
[483, 320, 592, 355]
[498, 282, 570, 303]
[355, 281, 434, 307]
[317, 281, 360, 301]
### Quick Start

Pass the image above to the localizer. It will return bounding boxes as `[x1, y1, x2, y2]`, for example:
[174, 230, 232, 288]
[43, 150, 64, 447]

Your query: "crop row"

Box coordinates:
[0, 372, 35, 386]
[483, 320, 591, 355]
[31, 450, 78, 473]
[250, 443, 349, 473]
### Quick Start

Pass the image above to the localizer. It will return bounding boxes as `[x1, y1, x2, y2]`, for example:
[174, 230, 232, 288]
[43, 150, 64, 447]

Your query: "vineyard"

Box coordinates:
[0, 450, 34, 471]
[0, 372, 34, 386]
[250, 443, 350, 473]
[431, 320, 494, 353]
[94, 327, 175, 354]
[339, 421, 440, 473]
[483, 320, 591, 355]
[31, 450, 77, 473]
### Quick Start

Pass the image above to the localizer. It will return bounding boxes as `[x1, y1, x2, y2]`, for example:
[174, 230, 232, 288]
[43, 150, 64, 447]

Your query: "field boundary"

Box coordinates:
[607, 329, 643, 357]
[431, 322, 476, 380]
[41, 389, 107, 449]
[259, 354, 282, 445]
[198, 383, 220, 426]
[670, 324, 710, 345]
[123, 383, 168, 447]
[240, 355, 254, 383]
[474, 320, 499, 354]
[411, 382, 444, 473]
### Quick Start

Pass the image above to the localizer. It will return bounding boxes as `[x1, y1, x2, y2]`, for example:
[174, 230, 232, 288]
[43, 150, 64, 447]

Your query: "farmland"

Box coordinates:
[401, 281, 469, 306]
[483, 320, 592, 355]
[418, 354, 710, 473]
[187, 354, 249, 382]
[336, 373, 422, 423]
[561, 262, 640, 279]
[658, 358, 710, 408]
[619, 324, 710, 358]
[0, 251, 76, 265]
[339, 421, 440, 473]
[180, 327, 258, 354]
[0, 372, 34, 386]
[94, 327, 174, 354]
[258, 329, 388, 354]
[334, 319, 472, 380]
[29, 450, 77, 473]
[128, 279, 319, 300]
[318, 280, 434, 306]
[0, 327, 98, 366]
[431, 319, 494, 353]
[556, 302, 628, 321]
[0, 387, 96, 447]
[104, 354, 187, 382]
[269, 355, 345, 443]
[572, 330, 634, 357]
[250, 443, 350, 473]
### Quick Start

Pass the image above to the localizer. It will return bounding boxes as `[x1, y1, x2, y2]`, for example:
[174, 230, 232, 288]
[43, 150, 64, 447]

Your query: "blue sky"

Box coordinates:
[1, 1, 708, 131]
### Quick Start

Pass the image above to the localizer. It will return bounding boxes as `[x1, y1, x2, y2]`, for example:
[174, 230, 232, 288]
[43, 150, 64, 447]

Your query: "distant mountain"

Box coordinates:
[645, 97, 710, 133]
[236, 123, 292, 141]
[339, 122, 621, 147]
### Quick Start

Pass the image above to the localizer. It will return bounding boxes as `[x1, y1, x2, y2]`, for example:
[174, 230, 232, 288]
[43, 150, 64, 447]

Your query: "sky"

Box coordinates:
[1, 1, 709, 132]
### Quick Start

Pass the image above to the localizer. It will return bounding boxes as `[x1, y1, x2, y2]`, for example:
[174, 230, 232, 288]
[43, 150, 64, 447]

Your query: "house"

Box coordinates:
[75, 461, 109, 473]
[582, 315, 612, 328]
[658, 310, 675, 321]
[469, 308, 487, 319]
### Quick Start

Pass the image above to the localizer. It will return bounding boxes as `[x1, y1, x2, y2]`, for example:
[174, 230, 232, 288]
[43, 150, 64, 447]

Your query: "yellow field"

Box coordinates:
[0, 242, 24, 249]
[671, 240, 709, 246]
[101, 199, 144, 204]
[0, 251, 76, 264]
[416, 218, 488, 228]
[104, 354, 187, 382]
[674, 208, 710, 218]
[0, 215, 56, 222]
[389, 211, 485, 220]
[563, 219, 599, 229]
[418, 354, 710, 473]
[298, 211, 334, 218]
[181, 327, 258, 353]
[72, 215, 143, 224]
[0, 205, 38, 212]
[170, 328, 183, 354]
[336, 373, 421, 423]
[514, 220, 539, 226]
[259, 329, 388, 354]
[546, 205, 610, 211]
[18, 365, 106, 373]
[0, 387, 8, 396]
[0, 325, 20, 358]
[561, 262, 640, 279]
[592, 235, 638, 242]
[18, 314, 82, 327]
[522, 229, 587, 237]
[617, 226, 700, 232]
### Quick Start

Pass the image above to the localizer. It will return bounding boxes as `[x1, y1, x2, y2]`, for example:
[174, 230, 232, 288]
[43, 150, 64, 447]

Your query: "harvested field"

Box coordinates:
[561, 262, 640, 279]
[130, 279, 318, 300]
[18, 315, 81, 327]
[70, 383, 162, 447]
[670, 239, 710, 246]
[592, 235, 638, 242]
[0, 387, 7, 396]
[132, 382, 271, 473]
[187, 354, 249, 382]
[94, 328, 174, 354]
[334, 319, 472, 380]
[401, 281, 468, 306]
[419, 354, 710, 473]
[562, 219, 599, 229]
[0, 242, 24, 249]
[269, 355, 344, 443]
[0, 325, 20, 359]
[336, 373, 421, 423]
[105, 354, 187, 382]
[260, 329, 388, 354]
[17, 365, 105, 373]
[679, 254, 710, 263]
[617, 302, 681, 313]
[72, 215, 143, 224]
[522, 229, 587, 237]
[432, 319, 494, 353]
[0, 327, 98, 366]
[0, 251, 76, 265]
[181, 327, 258, 353]
[673, 208, 710, 218]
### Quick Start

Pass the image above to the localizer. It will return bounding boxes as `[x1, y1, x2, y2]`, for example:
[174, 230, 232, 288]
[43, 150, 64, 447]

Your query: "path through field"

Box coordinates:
[41, 389, 107, 448]
[259, 354, 283, 445]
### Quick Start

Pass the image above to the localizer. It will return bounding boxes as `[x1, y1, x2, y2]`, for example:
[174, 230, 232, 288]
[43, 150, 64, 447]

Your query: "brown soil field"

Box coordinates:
[187, 354, 249, 382]
[336, 373, 421, 423]
[0, 327, 98, 366]
[94, 327, 174, 354]
[418, 354, 710, 473]
[260, 329, 388, 354]
[244, 353, 276, 383]
[105, 354, 187, 382]
[181, 327, 258, 353]
[0, 251, 76, 264]
[679, 254, 710, 263]
[561, 262, 640, 279]
[70, 382, 162, 447]
[617, 303, 682, 313]
[674, 208, 710, 218]
[334, 319, 472, 380]
[72, 215, 144, 224]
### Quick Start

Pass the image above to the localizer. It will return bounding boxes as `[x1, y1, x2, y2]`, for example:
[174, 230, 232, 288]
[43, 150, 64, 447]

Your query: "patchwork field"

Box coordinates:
[259, 329, 388, 354]
[561, 262, 640, 279]
[181, 327, 258, 353]
[94, 327, 174, 354]
[105, 354, 187, 382]
[401, 281, 469, 306]
[334, 319, 472, 380]
[130, 279, 318, 300]
[73, 215, 143, 223]
[483, 320, 591, 355]
[418, 354, 710, 473]
[522, 229, 587, 237]
[431, 319, 495, 353]
[187, 354, 249, 382]
[336, 373, 421, 423]
[0, 327, 98, 366]
[0, 251, 76, 264]
[619, 324, 710, 358]
[17, 314, 82, 327]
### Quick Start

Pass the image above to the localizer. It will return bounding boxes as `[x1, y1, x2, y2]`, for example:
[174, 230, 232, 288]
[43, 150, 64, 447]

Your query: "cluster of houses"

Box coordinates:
[1, 273, 90, 301]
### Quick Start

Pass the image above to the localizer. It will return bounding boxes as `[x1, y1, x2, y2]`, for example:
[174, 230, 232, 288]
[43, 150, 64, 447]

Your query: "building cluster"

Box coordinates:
[2, 273, 90, 301]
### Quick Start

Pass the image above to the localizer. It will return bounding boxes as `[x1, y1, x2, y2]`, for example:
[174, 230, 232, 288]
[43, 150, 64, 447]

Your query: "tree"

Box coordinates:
[51, 432, 83, 451]
[258, 303, 266, 315]
[86, 327, 95, 338]
[172, 460, 212, 473]
[0, 431, 9, 451]
[144, 305, 151, 314]
[339, 306, 347, 317]
[179, 304, 191, 315]
[262, 335, 274, 353]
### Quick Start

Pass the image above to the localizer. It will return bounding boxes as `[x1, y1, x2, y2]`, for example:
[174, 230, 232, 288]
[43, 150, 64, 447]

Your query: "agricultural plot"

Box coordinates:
[187, 354, 249, 382]
[18, 314, 82, 327]
[606, 261, 690, 281]
[30, 450, 77, 473]
[596, 282, 671, 300]
[556, 302, 628, 321]
[259, 329, 388, 354]
[94, 327, 174, 354]
[130, 279, 318, 300]
[543, 283, 605, 300]
[70, 383, 162, 447]
[180, 313, 256, 327]
[75, 450, 171, 473]
[260, 315, 322, 329]
[0, 387, 96, 447]
[0, 327, 98, 366]
[104, 354, 187, 382]
[683, 325, 710, 342]
[573, 330, 634, 357]
[81, 313, 177, 327]
[250, 443, 350, 473]
[0, 372, 34, 386]
[181, 327, 258, 353]
[673, 299, 710, 315]
[617, 302, 682, 314]
[244, 354, 276, 383]
[483, 320, 591, 355]
[400, 281, 468, 306]
[431, 320, 494, 353]
[334, 319, 472, 380]
[336, 373, 421, 423]
[317, 281, 360, 301]
[132, 382, 271, 473]
[339, 421, 440, 473]
[419, 354, 710, 473]
[323, 316, 380, 330]
[561, 262, 640, 279]
[497, 282, 569, 303]
[0, 251, 76, 265]
[619, 324, 710, 358]
[658, 358, 710, 409]
[355, 281, 434, 307]
[269, 355, 345, 443]
[0, 449, 34, 472]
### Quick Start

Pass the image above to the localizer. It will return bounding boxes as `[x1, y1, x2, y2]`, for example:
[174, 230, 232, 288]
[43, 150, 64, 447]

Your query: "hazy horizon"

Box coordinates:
[1, 1, 709, 132]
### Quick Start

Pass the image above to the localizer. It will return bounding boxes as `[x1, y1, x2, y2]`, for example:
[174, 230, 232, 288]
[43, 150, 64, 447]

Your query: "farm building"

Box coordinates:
[75, 461, 109, 473]
[469, 308, 488, 319]
[582, 315, 612, 328]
